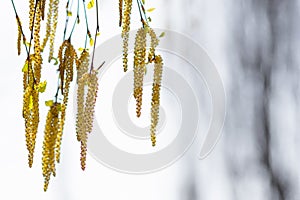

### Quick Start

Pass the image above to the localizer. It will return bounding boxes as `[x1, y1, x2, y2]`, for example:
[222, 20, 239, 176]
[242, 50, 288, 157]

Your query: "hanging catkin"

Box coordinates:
[48, 0, 59, 62]
[55, 40, 77, 163]
[133, 27, 147, 117]
[76, 51, 89, 142]
[42, 103, 60, 191]
[29, 0, 34, 30]
[33, 2, 42, 84]
[150, 55, 163, 146]
[77, 70, 99, 170]
[121, 0, 133, 72]
[41, 0, 54, 50]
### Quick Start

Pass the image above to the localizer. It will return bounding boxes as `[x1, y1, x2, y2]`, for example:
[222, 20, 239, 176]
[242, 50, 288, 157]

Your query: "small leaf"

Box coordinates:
[25, 42, 31, 47]
[89, 37, 94, 46]
[22, 61, 28, 72]
[77, 16, 80, 24]
[142, 0, 145, 4]
[79, 48, 89, 52]
[38, 81, 47, 93]
[45, 100, 54, 107]
[96, 32, 101, 36]
[159, 32, 165, 38]
[51, 57, 59, 65]
[147, 7, 155, 12]
[67, 11, 72, 16]
[87, 0, 95, 9]
[148, 17, 152, 22]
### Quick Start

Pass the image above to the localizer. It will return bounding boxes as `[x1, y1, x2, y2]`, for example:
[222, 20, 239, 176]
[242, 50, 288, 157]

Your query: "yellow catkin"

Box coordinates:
[17, 17, 22, 55]
[34, 2, 42, 84]
[23, 86, 33, 166]
[133, 28, 147, 117]
[150, 55, 163, 146]
[23, 86, 40, 167]
[119, 0, 123, 27]
[76, 51, 89, 141]
[48, 0, 59, 62]
[41, 0, 54, 51]
[31, 88, 40, 165]
[57, 40, 70, 93]
[55, 40, 77, 163]
[22, 56, 40, 167]
[84, 70, 98, 135]
[76, 73, 88, 142]
[25, 4, 42, 164]
[42, 103, 60, 191]
[29, 0, 34, 30]
[121, 0, 133, 72]
[80, 70, 99, 170]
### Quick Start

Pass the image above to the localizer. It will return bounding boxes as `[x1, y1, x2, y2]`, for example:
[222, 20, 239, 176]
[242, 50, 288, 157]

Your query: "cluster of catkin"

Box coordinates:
[41, 39, 77, 191]
[132, 27, 163, 146]
[76, 56, 99, 170]
[16, 0, 103, 191]
[119, 0, 164, 146]
[55, 39, 77, 164]
[22, 0, 44, 168]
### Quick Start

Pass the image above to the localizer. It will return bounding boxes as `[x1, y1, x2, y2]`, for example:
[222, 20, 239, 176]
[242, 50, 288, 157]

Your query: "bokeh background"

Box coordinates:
[1, 0, 300, 199]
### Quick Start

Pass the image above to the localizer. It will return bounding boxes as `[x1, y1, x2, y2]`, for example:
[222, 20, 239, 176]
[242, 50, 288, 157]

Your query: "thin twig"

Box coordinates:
[136, 0, 145, 27]
[68, 0, 80, 40]
[90, 0, 100, 72]
[10, 0, 29, 55]
[82, 0, 90, 48]
[137, 0, 149, 26]
[63, 0, 71, 41]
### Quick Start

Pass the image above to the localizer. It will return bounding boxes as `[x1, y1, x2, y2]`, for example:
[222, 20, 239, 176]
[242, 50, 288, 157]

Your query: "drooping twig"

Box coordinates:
[90, 0, 100, 72]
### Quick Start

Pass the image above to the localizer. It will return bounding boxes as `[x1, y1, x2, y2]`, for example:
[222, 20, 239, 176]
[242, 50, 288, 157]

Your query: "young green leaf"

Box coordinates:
[147, 8, 155, 12]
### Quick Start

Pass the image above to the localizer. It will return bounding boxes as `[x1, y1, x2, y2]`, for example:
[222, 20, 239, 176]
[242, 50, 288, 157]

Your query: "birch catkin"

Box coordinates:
[122, 0, 133, 72]
[29, 0, 34, 30]
[77, 73, 88, 143]
[55, 40, 77, 163]
[78, 70, 99, 170]
[150, 55, 163, 146]
[34, 2, 42, 84]
[133, 28, 147, 117]
[48, 0, 59, 62]
[42, 103, 60, 191]
[76, 51, 89, 141]
[41, 0, 54, 50]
